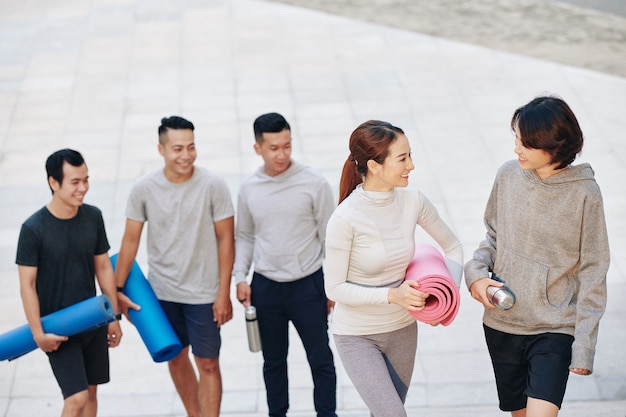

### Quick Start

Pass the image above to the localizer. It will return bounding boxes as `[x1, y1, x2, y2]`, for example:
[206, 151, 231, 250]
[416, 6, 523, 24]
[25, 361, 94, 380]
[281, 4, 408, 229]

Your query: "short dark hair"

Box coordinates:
[158, 116, 195, 145]
[511, 96, 583, 169]
[253, 113, 291, 144]
[45, 149, 86, 194]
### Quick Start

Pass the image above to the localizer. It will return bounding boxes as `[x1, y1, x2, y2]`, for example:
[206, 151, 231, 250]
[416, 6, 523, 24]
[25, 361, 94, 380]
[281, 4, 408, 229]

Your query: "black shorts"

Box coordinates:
[484, 325, 574, 411]
[48, 326, 110, 399]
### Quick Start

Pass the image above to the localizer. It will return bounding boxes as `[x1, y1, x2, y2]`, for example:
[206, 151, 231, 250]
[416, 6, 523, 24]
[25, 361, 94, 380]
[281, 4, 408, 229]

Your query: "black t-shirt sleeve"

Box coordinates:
[16, 222, 41, 267]
[93, 206, 111, 256]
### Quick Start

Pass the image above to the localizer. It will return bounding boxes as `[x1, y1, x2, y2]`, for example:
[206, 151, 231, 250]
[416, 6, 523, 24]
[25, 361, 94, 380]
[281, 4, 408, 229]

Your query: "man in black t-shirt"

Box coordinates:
[16, 149, 122, 417]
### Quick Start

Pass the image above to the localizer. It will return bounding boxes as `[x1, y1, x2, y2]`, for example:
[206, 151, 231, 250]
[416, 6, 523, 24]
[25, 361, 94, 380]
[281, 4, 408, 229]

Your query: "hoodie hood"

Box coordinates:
[518, 161, 596, 185]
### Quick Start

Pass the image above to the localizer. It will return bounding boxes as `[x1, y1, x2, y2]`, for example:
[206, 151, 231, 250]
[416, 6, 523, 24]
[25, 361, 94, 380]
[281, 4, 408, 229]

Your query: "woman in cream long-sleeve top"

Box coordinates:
[324, 120, 463, 417]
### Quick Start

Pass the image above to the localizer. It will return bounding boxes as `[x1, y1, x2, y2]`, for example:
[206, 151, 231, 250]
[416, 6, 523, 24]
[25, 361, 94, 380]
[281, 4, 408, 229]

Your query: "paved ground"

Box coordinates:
[270, 0, 626, 78]
[559, 0, 626, 17]
[0, 0, 625, 416]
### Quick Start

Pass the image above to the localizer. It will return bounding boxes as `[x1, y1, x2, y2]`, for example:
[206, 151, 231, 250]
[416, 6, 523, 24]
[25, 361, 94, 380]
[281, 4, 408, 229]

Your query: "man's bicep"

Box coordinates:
[122, 218, 144, 242]
[18, 265, 38, 289]
[93, 252, 113, 272]
[214, 216, 234, 241]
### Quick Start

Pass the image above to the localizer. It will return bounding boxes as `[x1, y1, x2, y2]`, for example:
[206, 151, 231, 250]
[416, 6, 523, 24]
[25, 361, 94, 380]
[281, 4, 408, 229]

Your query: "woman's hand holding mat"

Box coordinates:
[404, 244, 460, 326]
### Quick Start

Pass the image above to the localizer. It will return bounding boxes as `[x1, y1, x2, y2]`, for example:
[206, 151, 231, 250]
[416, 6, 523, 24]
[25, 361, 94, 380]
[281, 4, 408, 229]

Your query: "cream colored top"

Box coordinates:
[324, 185, 463, 335]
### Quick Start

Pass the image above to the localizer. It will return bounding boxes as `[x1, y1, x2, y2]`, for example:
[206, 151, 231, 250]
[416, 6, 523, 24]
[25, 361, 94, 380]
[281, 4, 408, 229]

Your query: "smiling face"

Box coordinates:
[364, 133, 414, 192]
[49, 162, 89, 213]
[159, 128, 196, 183]
[254, 128, 292, 177]
[514, 124, 561, 179]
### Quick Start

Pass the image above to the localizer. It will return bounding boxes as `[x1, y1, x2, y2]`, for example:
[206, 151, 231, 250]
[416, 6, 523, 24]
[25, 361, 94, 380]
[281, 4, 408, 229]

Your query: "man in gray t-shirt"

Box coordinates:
[114, 116, 235, 417]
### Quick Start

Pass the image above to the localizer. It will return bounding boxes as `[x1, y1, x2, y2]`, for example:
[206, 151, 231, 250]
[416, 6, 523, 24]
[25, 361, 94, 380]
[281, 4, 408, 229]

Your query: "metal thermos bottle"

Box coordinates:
[486, 285, 516, 310]
[245, 306, 262, 352]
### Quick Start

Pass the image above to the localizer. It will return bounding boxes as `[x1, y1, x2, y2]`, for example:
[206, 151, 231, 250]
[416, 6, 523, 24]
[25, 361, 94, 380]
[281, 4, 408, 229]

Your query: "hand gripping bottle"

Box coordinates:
[486, 275, 516, 310]
[245, 306, 262, 352]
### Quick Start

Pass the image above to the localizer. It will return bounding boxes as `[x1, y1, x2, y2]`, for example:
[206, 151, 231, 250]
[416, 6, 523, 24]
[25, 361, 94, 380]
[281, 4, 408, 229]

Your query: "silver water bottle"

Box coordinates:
[245, 306, 262, 352]
[486, 285, 516, 310]
[487, 274, 516, 310]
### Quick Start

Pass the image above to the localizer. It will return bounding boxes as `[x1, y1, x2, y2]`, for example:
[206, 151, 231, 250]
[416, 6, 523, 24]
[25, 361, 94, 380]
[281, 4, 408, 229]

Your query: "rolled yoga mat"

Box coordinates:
[110, 254, 182, 363]
[404, 243, 460, 326]
[0, 294, 116, 361]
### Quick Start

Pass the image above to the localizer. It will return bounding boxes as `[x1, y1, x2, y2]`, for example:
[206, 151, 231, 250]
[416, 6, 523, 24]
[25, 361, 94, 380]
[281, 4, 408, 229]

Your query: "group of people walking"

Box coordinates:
[14, 94, 609, 417]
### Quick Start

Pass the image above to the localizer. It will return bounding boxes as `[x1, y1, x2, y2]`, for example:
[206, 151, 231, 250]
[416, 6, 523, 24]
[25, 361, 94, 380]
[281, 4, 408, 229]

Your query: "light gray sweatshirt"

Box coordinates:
[464, 160, 610, 372]
[233, 160, 335, 283]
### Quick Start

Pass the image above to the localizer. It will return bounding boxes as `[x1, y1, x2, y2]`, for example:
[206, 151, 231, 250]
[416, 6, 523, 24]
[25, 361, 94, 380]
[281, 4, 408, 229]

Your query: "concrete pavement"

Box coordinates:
[0, 0, 625, 416]
[271, 0, 626, 78]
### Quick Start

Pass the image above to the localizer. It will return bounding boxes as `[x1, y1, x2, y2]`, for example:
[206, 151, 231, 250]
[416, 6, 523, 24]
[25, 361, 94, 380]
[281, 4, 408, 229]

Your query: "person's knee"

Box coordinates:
[195, 357, 220, 376]
[168, 346, 191, 368]
[87, 385, 97, 402]
[64, 389, 89, 414]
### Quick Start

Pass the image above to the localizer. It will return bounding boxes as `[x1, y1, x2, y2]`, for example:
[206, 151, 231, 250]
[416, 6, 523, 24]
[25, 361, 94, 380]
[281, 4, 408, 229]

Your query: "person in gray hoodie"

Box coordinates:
[464, 95, 609, 417]
[233, 112, 337, 417]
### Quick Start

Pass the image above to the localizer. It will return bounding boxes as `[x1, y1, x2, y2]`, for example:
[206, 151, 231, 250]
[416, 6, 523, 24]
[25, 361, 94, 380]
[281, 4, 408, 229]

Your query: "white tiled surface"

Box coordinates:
[0, 0, 625, 416]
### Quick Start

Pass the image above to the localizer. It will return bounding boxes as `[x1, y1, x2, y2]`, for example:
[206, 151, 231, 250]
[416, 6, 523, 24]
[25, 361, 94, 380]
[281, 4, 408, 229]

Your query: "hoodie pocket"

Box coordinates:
[495, 249, 561, 327]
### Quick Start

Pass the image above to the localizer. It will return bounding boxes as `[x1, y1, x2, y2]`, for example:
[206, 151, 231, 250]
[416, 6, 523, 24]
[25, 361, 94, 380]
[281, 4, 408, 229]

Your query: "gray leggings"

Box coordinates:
[333, 322, 417, 417]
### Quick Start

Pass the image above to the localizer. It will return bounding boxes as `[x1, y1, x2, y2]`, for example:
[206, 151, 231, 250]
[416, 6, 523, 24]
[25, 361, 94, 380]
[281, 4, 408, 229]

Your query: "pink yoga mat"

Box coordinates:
[405, 244, 460, 326]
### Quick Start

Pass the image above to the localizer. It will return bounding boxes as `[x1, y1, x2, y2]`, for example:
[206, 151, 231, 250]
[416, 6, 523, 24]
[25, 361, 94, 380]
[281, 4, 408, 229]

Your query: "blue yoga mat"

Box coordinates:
[110, 254, 182, 363]
[0, 294, 116, 361]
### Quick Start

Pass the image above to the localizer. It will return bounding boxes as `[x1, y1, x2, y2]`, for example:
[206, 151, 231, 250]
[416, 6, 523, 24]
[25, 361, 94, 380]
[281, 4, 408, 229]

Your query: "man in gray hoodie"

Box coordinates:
[464, 96, 609, 417]
[233, 112, 337, 417]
